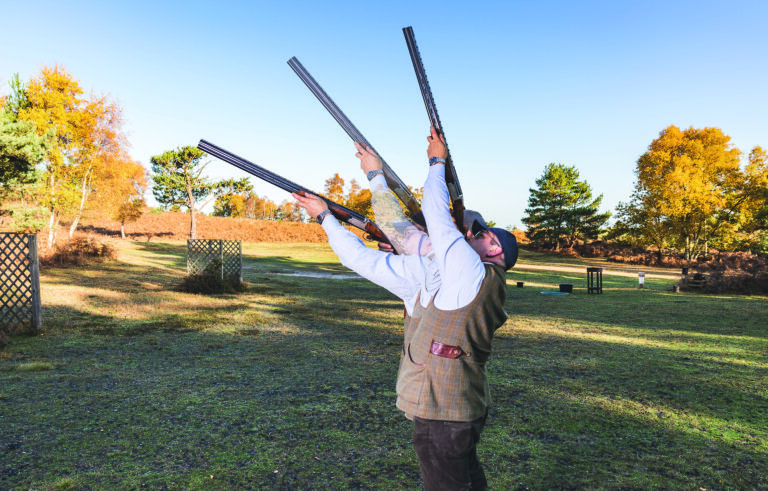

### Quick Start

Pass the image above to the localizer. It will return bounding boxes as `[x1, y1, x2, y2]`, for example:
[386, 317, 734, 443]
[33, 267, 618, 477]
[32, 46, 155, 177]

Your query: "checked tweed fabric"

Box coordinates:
[396, 264, 508, 422]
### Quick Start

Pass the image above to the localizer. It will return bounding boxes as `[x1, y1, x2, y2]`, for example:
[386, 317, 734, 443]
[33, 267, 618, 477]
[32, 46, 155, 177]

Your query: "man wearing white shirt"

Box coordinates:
[293, 126, 518, 490]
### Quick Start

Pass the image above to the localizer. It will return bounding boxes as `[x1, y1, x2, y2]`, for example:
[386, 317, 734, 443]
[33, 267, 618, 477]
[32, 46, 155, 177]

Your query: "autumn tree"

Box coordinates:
[522, 163, 610, 249]
[613, 193, 670, 257]
[616, 126, 764, 260]
[20, 66, 86, 243]
[108, 159, 148, 239]
[150, 146, 250, 238]
[323, 173, 345, 204]
[736, 146, 768, 253]
[16, 65, 129, 246]
[213, 193, 247, 218]
[243, 194, 278, 220]
[319, 174, 375, 221]
[212, 184, 258, 219]
[345, 179, 374, 220]
[276, 200, 305, 222]
[66, 98, 126, 238]
[409, 185, 424, 203]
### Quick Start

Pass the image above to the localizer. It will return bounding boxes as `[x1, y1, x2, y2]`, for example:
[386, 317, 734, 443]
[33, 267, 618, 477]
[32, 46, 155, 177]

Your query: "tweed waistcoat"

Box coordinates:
[396, 264, 508, 421]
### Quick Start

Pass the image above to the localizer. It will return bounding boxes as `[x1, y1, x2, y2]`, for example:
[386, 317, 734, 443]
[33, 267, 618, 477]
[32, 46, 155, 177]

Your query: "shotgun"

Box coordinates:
[287, 57, 425, 227]
[197, 139, 395, 249]
[402, 26, 465, 232]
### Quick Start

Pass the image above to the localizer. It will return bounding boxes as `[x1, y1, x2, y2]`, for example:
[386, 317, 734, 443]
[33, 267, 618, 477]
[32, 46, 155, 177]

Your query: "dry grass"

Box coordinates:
[695, 252, 768, 294]
[39, 235, 118, 267]
[78, 211, 333, 243]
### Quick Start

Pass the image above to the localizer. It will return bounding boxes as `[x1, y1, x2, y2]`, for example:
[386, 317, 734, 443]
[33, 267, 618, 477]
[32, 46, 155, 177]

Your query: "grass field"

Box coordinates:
[1, 240, 767, 489]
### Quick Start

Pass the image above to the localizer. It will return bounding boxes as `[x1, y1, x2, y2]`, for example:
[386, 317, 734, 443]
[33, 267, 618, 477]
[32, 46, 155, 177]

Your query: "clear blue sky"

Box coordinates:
[2, 0, 766, 228]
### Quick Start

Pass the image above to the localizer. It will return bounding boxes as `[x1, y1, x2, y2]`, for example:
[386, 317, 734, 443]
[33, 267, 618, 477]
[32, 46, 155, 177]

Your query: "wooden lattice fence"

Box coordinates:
[187, 239, 242, 281]
[1, 233, 42, 333]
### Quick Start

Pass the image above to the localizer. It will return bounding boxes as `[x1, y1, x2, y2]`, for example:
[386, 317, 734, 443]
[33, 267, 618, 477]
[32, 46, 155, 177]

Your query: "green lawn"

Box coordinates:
[1, 241, 766, 489]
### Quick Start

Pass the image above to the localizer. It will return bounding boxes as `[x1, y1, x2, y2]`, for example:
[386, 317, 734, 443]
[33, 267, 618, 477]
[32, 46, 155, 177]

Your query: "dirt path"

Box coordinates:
[245, 259, 683, 281]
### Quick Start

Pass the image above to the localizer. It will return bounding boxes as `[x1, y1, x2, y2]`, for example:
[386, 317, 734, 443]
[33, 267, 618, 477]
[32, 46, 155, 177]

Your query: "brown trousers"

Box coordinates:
[413, 412, 488, 491]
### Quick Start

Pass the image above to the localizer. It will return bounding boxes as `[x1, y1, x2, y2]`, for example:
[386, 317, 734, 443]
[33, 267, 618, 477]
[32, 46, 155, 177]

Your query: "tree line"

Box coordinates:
[522, 127, 767, 259]
[2, 66, 766, 258]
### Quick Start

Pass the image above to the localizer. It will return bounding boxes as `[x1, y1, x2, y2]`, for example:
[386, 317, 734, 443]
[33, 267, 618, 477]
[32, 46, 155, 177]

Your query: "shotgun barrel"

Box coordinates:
[287, 57, 424, 227]
[197, 139, 394, 248]
[402, 26, 465, 232]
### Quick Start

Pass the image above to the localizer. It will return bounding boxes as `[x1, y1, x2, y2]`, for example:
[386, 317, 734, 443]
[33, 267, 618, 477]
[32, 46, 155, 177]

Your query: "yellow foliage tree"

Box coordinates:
[19, 65, 129, 247]
[68, 96, 125, 238]
[323, 173, 345, 204]
[243, 194, 278, 220]
[345, 179, 373, 220]
[229, 194, 248, 218]
[321, 174, 416, 223]
[108, 158, 148, 239]
[619, 125, 762, 259]
[736, 146, 768, 250]
[277, 200, 304, 222]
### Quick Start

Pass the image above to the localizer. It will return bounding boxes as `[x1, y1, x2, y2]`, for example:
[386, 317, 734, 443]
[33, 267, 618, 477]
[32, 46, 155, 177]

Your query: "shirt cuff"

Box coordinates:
[369, 174, 389, 192]
[428, 163, 446, 180]
[321, 214, 342, 233]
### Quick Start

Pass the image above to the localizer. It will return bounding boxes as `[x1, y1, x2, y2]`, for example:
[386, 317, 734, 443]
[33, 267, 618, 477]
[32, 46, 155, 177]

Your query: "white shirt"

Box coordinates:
[322, 165, 486, 315]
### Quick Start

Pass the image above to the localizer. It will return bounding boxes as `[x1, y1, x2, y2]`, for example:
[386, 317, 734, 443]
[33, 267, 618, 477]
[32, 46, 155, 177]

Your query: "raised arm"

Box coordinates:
[292, 192, 424, 313]
[422, 127, 485, 309]
[355, 142, 432, 258]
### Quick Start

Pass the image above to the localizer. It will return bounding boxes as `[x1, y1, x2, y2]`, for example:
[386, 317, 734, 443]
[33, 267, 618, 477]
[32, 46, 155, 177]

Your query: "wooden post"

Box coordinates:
[237, 241, 243, 283]
[29, 234, 42, 331]
[219, 240, 224, 281]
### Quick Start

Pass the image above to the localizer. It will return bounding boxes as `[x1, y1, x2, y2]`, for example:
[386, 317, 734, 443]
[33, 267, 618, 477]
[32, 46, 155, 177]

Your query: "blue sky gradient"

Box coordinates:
[2, 0, 766, 228]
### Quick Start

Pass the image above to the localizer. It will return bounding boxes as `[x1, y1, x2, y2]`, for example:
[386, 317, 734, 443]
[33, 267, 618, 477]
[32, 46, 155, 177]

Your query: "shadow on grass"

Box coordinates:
[4, 301, 766, 489]
[485, 379, 765, 488]
[492, 327, 766, 424]
[40, 302, 258, 335]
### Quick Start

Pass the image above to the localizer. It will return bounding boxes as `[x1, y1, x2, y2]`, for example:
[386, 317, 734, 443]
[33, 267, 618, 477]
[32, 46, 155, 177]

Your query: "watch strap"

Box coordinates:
[316, 209, 332, 224]
[367, 169, 384, 181]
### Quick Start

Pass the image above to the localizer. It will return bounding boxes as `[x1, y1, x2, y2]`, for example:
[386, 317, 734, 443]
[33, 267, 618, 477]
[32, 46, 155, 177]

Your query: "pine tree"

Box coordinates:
[522, 163, 610, 249]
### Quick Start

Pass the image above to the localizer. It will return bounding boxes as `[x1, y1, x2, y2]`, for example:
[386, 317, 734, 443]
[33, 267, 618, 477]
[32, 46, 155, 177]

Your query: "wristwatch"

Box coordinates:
[367, 169, 384, 181]
[316, 209, 331, 224]
[429, 157, 446, 166]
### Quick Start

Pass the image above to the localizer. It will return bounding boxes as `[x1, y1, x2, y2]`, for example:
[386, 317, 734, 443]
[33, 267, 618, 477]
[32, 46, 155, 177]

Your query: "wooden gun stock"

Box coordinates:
[197, 139, 394, 249]
[402, 26, 466, 232]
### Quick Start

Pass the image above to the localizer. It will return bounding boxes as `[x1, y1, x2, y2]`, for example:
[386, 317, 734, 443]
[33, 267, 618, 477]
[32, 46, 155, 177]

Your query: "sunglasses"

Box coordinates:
[470, 220, 487, 239]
